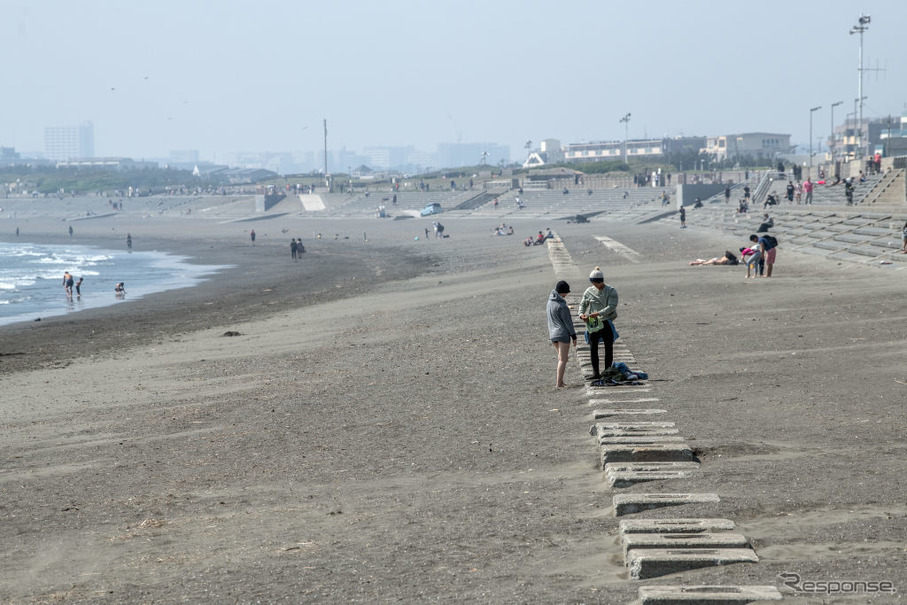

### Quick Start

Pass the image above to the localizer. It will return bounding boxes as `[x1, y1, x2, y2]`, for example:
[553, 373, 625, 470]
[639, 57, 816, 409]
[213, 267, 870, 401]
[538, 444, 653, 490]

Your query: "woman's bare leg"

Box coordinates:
[553, 341, 570, 387]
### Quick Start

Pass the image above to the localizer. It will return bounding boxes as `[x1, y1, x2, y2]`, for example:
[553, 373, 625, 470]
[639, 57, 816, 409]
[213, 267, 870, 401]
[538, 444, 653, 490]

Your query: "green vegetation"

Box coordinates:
[1, 166, 206, 194]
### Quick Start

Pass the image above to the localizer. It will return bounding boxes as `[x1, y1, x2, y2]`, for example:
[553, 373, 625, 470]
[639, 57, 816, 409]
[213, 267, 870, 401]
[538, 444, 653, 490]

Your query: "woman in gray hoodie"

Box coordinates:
[547, 280, 577, 388]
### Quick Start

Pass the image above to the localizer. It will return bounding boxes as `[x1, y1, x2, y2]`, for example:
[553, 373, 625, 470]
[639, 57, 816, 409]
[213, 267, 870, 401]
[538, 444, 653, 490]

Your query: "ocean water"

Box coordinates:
[0, 242, 231, 328]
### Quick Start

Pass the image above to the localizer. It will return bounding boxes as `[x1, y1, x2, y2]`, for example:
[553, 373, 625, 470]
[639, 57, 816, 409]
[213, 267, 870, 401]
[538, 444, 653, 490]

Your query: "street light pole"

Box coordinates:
[620, 113, 631, 165]
[830, 100, 843, 169]
[809, 106, 822, 173]
[850, 14, 870, 159]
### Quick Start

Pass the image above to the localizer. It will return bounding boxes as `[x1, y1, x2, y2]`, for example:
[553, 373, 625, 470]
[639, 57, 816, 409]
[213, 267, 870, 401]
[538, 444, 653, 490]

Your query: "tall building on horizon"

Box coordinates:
[44, 121, 94, 161]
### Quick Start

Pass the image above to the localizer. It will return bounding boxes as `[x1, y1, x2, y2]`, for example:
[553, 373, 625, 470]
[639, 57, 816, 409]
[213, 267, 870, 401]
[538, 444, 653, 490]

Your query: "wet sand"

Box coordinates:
[1, 203, 906, 602]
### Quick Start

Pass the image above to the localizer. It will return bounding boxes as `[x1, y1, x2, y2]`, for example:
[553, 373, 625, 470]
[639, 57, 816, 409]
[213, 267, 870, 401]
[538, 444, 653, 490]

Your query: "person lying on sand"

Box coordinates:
[689, 250, 739, 266]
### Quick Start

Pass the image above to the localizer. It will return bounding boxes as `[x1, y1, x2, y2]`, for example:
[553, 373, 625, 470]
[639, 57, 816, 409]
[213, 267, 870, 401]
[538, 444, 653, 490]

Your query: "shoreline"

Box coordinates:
[0, 240, 234, 329]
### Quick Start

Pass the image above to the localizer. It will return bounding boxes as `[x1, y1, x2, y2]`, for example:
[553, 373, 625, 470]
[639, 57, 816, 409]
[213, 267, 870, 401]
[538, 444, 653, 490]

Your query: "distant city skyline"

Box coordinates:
[2, 1, 905, 166]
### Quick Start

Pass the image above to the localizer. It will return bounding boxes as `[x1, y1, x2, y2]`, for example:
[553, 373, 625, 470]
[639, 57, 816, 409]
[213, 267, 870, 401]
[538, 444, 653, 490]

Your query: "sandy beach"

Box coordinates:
[1, 198, 906, 602]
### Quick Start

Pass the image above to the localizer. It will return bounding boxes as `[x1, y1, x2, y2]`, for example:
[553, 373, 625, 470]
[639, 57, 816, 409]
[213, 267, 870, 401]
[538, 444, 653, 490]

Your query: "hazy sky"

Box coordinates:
[3, 0, 906, 160]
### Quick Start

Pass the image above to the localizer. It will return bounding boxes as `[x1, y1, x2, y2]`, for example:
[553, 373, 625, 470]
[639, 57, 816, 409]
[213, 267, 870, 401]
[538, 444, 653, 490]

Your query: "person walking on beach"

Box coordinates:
[250, 229, 256, 245]
[75, 277, 83, 296]
[579, 267, 619, 381]
[290, 239, 298, 260]
[126, 233, 132, 250]
[62, 271, 74, 296]
[546, 280, 577, 388]
[679, 206, 686, 228]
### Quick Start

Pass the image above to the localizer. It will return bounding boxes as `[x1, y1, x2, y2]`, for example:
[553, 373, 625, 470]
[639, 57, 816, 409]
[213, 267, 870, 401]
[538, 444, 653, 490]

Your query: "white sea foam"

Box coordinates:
[0, 241, 230, 327]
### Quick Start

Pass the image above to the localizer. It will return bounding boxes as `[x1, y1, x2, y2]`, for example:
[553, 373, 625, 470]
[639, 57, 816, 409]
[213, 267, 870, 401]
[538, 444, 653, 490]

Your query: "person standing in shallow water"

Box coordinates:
[579, 267, 618, 381]
[62, 271, 74, 296]
[546, 280, 577, 388]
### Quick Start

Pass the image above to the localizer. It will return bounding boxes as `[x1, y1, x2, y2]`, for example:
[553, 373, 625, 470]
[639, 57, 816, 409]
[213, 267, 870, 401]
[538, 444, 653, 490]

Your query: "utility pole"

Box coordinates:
[850, 14, 870, 159]
[620, 113, 631, 165]
[323, 119, 328, 189]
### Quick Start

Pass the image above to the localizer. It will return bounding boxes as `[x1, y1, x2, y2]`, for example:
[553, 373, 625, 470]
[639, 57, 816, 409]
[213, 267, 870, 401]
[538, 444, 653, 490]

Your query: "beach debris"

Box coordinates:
[222, 331, 242, 337]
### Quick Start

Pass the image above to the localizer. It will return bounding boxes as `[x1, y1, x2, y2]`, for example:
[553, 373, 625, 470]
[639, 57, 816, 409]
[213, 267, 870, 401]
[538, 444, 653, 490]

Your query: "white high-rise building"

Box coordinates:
[45, 121, 94, 161]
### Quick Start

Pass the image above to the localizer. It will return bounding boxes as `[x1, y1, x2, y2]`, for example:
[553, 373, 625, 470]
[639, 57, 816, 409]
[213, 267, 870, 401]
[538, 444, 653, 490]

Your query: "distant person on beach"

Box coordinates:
[75, 278, 83, 296]
[126, 233, 132, 249]
[115, 282, 126, 296]
[16, 227, 19, 236]
[900, 220, 907, 254]
[786, 181, 795, 202]
[68, 225, 73, 238]
[296, 238, 305, 254]
[757, 213, 774, 233]
[724, 185, 731, 204]
[803, 178, 814, 205]
[546, 280, 576, 388]
[62, 271, 74, 296]
[679, 206, 686, 228]
[578, 267, 618, 382]
[290, 239, 298, 260]
[250, 229, 256, 245]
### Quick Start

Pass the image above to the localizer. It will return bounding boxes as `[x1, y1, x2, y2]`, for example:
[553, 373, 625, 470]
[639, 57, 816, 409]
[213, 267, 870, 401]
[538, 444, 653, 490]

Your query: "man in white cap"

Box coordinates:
[578, 267, 618, 381]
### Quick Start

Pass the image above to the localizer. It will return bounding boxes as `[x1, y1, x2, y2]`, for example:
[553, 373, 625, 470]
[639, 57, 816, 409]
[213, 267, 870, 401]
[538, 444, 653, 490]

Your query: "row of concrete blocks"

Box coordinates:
[619, 519, 780, 602]
[590, 409, 777, 601]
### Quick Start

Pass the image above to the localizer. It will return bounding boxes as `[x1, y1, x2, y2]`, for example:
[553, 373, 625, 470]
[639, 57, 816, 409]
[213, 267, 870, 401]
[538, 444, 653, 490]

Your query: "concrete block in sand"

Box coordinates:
[613, 493, 720, 516]
[600, 443, 693, 467]
[599, 436, 686, 445]
[622, 532, 751, 557]
[638, 585, 782, 604]
[605, 461, 700, 487]
[627, 548, 758, 579]
[619, 518, 735, 535]
[590, 420, 674, 436]
[589, 408, 668, 420]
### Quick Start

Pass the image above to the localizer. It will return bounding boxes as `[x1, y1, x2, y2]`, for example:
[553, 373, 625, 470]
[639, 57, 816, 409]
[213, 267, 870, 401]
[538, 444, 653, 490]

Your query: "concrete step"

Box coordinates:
[613, 492, 719, 516]
[622, 532, 751, 557]
[591, 408, 666, 418]
[627, 547, 758, 579]
[591, 421, 677, 435]
[619, 518, 736, 534]
[638, 585, 782, 604]
[605, 462, 701, 487]
[601, 443, 694, 468]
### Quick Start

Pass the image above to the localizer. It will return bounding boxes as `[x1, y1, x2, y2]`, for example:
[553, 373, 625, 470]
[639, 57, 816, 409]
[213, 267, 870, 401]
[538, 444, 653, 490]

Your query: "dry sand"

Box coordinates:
[1, 200, 906, 603]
